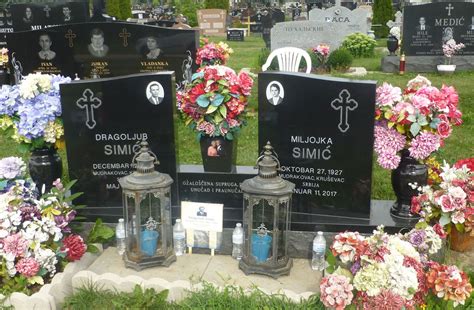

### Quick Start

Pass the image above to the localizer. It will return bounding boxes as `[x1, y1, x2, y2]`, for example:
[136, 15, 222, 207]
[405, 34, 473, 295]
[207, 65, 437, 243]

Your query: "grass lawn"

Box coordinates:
[1, 35, 472, 200]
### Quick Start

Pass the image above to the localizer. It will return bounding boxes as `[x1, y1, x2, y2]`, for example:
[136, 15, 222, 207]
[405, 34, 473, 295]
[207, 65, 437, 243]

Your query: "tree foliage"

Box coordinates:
[105, 0, 120, 19]
[372, 0, 393, 38]
[204, 0, 229, 11]
[119, 0, 132, 20]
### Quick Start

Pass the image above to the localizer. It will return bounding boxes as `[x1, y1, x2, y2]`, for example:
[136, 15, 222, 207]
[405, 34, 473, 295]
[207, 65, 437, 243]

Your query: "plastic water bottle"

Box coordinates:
[116, 218, 126, 256]
[173, 219, 185, 256]
[232, 223, 244, 260]
[311, 231, 326, 271]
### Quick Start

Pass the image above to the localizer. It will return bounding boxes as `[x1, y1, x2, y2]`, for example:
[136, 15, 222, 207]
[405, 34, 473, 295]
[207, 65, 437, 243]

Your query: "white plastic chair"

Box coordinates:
[262, 47, 312, 74]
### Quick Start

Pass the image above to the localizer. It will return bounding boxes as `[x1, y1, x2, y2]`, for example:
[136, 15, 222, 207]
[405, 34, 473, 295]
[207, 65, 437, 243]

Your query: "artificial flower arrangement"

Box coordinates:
[389, 26, 401, 41]
[196, 40, 234, 67]
[0, 48, 8, 67]
[0, 73, 71, 152]
[442, 39, 465, 65]
[374, 75, 462, 169]
[311, 44, 330, 72]
[320, 226, 472, 309]
[177, 65, 254, 141]
[0, 156, 86, 296]
[411, 158, 474, 236]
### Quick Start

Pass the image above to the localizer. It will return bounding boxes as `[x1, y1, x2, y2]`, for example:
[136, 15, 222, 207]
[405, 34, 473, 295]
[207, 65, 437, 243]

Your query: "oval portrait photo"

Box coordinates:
[145, 81, 164, 105]
[266, 81, 285, 106]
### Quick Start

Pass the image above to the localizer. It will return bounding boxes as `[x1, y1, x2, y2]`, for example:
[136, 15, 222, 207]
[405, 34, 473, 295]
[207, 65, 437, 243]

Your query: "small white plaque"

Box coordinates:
[181, 201, 223, 233]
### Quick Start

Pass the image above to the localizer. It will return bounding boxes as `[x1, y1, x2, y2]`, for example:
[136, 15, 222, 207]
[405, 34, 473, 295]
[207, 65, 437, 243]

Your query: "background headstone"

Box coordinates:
[60, 72, 177, 223]
[403, 2, 474, 56]
[197, 9, 227, 36]
[7, 22, 199, 83]
[259, 72, 376, 230]
[227, 28, 244, 41]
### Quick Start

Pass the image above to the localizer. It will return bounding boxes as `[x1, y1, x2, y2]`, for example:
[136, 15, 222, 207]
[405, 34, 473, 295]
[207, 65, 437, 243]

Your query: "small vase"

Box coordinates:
[391, 150, 427, 221]
[140, 230, 160, 256]
[29, 147, 62, 193]
[450, 228, 474, 252]
[199, 136, 236, 173]
[386, 35, 399, 56]
[437, 64, 456, 74]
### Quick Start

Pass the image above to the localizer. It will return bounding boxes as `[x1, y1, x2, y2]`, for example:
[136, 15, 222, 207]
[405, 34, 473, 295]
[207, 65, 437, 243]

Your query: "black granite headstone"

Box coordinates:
[7, 22, 199, 83]
[0, 6, 14, 39]
[271, 8, 285, 24]
[403, 2, 474, 56]
[10, 1, 89, 32]
[60, 72, 177, 223]
[261, 13, 273, 48]
[227, 28, 244, 41]
[258, 72, 376, 231]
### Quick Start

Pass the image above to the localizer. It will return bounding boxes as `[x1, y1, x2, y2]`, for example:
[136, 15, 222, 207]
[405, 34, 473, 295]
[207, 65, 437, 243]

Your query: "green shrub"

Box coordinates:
[341, 33, 377, 58]
[118, 0, 131, 20]
[372, 0, 393, 38]
[175, 0, 202, 27]
[327, 48, 353, 71]
[105, 0, 120, 19]
[204, 0, 229, 11]
[256, 48, 278, 71]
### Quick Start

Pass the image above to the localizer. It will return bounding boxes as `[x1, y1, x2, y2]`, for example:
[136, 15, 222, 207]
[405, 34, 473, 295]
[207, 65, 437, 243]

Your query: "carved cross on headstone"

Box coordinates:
[335, 0, 341, 7]
[330, 89, 358, 133]
[65, 29, 77, 47]
[76, 89, 102, 129]
[119, 28, 131, 47]
[43, 5, 51, 18]
[446, 3, 454, 16]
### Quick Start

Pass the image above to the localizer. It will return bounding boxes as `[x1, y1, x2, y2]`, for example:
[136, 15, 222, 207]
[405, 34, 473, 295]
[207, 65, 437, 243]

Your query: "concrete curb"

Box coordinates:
[4, 245, 103, 310]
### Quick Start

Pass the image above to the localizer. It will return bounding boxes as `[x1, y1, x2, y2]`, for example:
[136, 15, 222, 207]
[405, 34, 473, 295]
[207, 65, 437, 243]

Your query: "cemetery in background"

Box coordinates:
[0, 0, 473, 309]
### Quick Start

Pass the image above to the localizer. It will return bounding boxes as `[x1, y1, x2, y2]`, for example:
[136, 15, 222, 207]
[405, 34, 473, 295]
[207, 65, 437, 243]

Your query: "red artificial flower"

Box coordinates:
[62, 234, 87, 261]
[433, 223, 447, 239]
[238, 71, 253, 96]
[454, 158, 474, 172]
[189, 82, 206, 103]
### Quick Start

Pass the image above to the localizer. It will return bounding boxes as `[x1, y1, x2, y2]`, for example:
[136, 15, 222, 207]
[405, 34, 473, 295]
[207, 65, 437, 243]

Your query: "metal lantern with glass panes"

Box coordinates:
[118, 141, 176, 270]
[239, 142, 295, 278]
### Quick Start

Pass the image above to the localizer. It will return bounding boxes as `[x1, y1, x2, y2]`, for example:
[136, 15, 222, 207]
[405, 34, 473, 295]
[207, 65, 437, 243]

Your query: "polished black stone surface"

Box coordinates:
[60, 72, 177, 223]
[227, 29, 244, 41]
[7, 22, 199, 83]
[10, 1, 89, 32]
[258, 72, 376, 230]
[403, 2, 474, 56]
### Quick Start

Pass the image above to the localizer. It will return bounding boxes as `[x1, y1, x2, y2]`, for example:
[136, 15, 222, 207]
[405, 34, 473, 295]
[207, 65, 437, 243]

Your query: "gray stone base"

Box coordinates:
[381, 55, 474, 73]
[239, 257, 293, 278]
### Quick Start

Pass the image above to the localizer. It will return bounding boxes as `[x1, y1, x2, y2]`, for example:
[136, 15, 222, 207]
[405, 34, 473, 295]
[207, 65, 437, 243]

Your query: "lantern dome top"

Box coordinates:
[240, 142, 294, 195]
[118, 141, 173, 190]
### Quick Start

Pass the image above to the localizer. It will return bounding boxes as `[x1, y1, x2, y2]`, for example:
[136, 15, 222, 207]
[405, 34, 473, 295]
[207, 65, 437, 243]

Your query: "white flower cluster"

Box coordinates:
[384, 252, 419, 300]
[19, 73, 52, 99]
[424, 226, 443, 254]
[389, 26, 401, 40]
[34, 247, 58, 276]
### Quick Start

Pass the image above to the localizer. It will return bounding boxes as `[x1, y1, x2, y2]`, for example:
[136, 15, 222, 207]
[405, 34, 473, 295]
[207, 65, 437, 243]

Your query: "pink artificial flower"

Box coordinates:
[227, 118, 240, 128]
[3, 233, 29, 257]
[406, 75, 431, 91]
[15, 257, 40, 277]
[53, 178, 64, 190]
[433, 223, 447, 238]
[411, 94, 432, 114]
[320, 274, 353, 310]
[377, 152, 402, 170]
[363, 290, 405, 310]
[408, 131, 441, 160]
[220, 125, 228, 136]
[197, 121, 215, 136]
[438, 194, 456, 212]
[451, 211, 465, 224]
[238, 71, 253, 96]
[376, 83, 402, 107]
[437, 121, 452, 139]
[373, 122, 406, 155]
[440, 85, 459, 107]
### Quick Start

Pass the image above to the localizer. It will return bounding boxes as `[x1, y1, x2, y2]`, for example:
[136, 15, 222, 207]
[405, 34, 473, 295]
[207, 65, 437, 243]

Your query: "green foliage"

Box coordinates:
[204, 0, 229, 11]
[256, 48, 274, 71]
[341, 33, 377, 58]
[175, 0, 202, 27]
[86, 219, 115, 253]
[118, 0, 131, 20]
[327, 48, 353, 71]
[372, 0, 393, 38]
[105, 0, 120, 19]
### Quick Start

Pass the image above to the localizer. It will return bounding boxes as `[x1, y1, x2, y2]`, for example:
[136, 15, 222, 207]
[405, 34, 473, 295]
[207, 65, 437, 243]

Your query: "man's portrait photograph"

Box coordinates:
[266, 81, 284, 106]
[416, 17, 430, 32]
[38, 33, 56, 60]
[62, 6, 73, 22]
[88, 28, 109, 58]
[146, 81, 164, 105]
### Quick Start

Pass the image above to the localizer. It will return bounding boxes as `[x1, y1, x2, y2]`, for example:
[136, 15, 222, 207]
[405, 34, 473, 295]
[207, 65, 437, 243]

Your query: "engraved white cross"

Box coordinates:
[445, 3, 454, 16]
[76, 89, 102, 129]
[330, 89, 358, 133]
[43, 5, 51, 18]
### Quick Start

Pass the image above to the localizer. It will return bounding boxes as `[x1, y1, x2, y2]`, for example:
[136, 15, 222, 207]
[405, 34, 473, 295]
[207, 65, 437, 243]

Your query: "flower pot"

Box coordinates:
[251, 233, 272, 263]
[437, 64, 456, 74]
[140, 230, 160, 257]
[386, 35, 399, 56]
[450, 228, 474, 252]
[391, 150, 427, 221]
[200, 136, 236, 173]
[29, 147, 62, 193]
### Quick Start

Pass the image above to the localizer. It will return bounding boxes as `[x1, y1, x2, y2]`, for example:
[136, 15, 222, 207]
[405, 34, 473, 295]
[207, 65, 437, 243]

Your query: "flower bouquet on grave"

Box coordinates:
[310, 44, 330, 73]
[320, 226, 472, 309]
[0, 156, 86, 297]
[177, 65, 254, 172]
[0, 73, 72, 190]
[196, 39, 234, 67]
[442, 39, 465, 66]
[411, 158, 474, 251]
[374, 75, 463, 219]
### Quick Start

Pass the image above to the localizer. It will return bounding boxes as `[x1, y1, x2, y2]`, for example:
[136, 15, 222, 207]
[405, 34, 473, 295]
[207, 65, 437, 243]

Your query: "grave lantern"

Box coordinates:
[239, 142, 294, 278]
[118, 141, 176, 270]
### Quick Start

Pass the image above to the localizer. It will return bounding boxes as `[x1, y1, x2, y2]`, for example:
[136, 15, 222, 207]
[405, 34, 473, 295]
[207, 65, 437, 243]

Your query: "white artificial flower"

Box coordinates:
[384, 253, 419, 300]
[34, 247, 57, 275]
[387, 236, 421, 262]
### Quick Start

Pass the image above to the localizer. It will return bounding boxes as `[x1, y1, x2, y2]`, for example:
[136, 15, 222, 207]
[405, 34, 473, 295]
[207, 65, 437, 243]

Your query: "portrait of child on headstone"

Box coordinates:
[62, 5, 73, 22]
[266, 81, 284, 106]
[88, 28, 109, 58]
[38, 33, 56, 61]
[146, 81, 164, 105]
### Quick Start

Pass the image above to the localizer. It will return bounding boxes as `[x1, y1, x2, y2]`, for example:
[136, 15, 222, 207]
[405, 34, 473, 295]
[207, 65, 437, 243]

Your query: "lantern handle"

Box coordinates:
[131, 141, 160, 166]
[255, 142, 280, 170]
